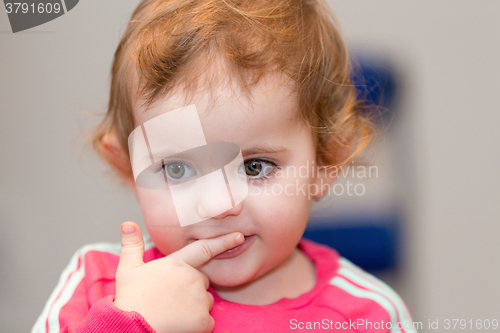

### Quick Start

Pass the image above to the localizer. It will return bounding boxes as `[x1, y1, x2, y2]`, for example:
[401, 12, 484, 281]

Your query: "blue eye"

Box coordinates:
[162, 161, 196, 183]
[240, 159, 278, 179]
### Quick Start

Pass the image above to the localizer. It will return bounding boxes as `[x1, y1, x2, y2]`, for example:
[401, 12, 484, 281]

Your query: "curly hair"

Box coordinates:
[90, 0, 375, 178]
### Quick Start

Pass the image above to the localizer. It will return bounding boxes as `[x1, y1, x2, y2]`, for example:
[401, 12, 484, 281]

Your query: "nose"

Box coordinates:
[211, 202, 243, 219]
[194, 171, 244, 220]
[197, 193, 243, 220]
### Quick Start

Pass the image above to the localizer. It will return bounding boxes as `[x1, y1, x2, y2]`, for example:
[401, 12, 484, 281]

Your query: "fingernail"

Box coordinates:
[122, 223, 135, 235]
[234, 233, 244, 243]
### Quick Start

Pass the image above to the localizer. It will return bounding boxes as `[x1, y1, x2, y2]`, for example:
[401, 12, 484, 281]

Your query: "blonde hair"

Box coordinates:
[91, 0, 375, 178]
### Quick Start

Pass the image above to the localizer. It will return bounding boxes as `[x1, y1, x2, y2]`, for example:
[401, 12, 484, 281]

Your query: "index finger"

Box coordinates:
[169, 232, 244, 267]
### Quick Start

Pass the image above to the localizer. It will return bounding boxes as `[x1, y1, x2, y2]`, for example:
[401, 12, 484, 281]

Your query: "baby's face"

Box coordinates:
[132, 75, 321, 287]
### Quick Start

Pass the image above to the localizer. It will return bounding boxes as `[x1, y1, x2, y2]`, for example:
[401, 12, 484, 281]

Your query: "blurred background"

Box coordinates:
[1, 1, 499, 331]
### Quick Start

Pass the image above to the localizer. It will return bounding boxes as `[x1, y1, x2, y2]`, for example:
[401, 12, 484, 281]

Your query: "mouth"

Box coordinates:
[215, 234, 256, 259]
[189, 234, 256, 259]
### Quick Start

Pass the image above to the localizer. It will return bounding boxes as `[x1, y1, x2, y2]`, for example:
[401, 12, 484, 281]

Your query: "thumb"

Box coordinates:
[117, 221, 145, 269]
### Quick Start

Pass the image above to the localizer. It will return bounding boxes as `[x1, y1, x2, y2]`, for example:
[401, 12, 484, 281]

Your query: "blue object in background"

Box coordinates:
[303, 57, 399, 272]
[304, 220, 399, 271]
[352, 57, 397, 125]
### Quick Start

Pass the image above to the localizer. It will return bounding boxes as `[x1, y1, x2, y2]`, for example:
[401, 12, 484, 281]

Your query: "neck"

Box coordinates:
[212, 246, 316, 305]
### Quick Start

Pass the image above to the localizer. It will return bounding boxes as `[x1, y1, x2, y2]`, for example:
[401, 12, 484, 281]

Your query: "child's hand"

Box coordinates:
[113, 221, 244, 333]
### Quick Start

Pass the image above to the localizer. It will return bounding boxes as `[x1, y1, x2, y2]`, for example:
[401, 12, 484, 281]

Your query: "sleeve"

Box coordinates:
[31, 243, 156, 333]
[60, 295, 156, 333]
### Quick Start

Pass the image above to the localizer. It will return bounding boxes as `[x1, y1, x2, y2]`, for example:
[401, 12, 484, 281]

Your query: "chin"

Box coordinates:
[204, 264, 258, 287]
[209, 277, 247, 288]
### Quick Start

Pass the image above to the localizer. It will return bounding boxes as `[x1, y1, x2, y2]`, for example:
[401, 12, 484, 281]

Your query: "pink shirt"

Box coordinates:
[32, 237, 417, 332]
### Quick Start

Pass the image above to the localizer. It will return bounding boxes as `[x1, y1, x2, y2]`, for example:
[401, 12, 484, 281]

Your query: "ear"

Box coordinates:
[100, 131, 137, 196]
[311, 162, 337, 202]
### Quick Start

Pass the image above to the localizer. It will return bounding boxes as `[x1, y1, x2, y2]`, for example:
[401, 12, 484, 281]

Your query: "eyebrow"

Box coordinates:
[147, 144, 288, 161]
[241, 144, 289, 156]
[151, 147, 208, 162]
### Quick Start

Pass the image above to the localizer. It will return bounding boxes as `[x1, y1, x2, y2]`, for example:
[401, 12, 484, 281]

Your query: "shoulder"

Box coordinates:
[32, 234, 158, 333]
[60, 234, 158, 280]
[52, 233, 158, 295]
[300, 239, 418, 332]
[329, 257, 417, 332]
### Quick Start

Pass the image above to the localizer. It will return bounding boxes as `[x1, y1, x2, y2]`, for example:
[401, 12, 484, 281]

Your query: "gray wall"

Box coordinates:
[327, 0, 500, 326]
[1, 1, 499, 332]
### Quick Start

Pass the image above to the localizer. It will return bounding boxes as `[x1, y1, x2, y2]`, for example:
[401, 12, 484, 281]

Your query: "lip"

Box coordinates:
[213, 234, 256, 259]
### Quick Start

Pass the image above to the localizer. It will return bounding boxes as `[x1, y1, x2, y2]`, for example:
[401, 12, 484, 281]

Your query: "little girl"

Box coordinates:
[32, 0, 417, 332]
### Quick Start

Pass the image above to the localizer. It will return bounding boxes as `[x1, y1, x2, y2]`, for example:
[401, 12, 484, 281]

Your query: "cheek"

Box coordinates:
[136, 187, 188, 255]
[246, 178, 312, 238]
[147, 226, 188, 256]
[137, 187, 180, 227]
